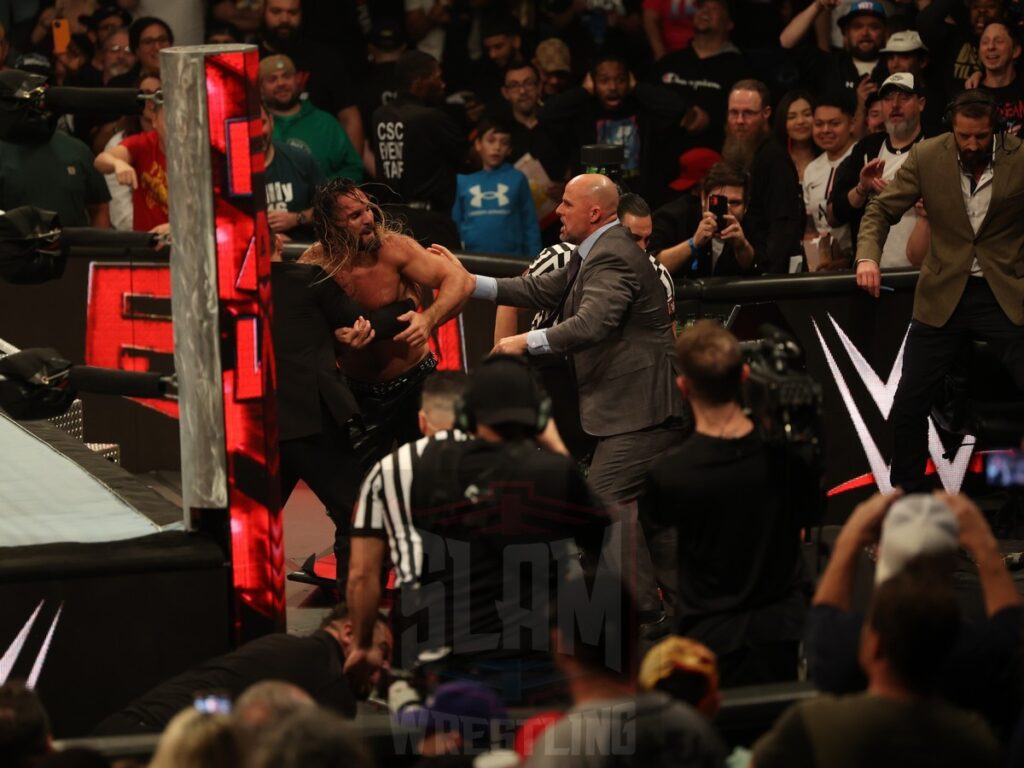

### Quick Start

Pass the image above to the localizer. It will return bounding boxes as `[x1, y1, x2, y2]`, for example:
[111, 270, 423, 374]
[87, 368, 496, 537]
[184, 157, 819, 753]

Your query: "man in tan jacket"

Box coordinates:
[855, 89, 1024, 491]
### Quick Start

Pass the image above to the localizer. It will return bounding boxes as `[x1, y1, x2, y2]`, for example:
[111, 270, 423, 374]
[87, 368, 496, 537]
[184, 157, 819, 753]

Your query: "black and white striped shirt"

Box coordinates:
[351, 430, 470, 585]
[526, 241, 676, 330]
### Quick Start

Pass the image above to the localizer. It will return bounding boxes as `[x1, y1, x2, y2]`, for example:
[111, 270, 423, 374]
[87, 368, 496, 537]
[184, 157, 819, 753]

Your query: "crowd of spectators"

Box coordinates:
[4, 0, 1023, 270]
[1, 1, 1023, 767]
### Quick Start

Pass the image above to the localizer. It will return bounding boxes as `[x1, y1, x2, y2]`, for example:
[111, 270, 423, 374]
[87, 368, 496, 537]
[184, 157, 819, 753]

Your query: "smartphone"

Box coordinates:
[194, 692, 232, 715]
[51, 18, 70, 55]
[708, 193, 728, 232]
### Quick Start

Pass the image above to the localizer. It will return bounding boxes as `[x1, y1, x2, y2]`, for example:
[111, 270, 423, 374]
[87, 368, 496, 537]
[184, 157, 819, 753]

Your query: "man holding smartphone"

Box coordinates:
[652, 161, 755, 277]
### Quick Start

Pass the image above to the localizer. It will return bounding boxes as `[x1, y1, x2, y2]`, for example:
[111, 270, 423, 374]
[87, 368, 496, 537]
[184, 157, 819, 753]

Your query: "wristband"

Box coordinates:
[296, 211, 306, 226]
[687, 237, 697, 252]
[855, 184, 869, 197]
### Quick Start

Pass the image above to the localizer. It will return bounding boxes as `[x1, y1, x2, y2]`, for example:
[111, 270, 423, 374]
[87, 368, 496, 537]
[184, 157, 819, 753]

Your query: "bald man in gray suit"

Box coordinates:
[467, 173, 685, 621]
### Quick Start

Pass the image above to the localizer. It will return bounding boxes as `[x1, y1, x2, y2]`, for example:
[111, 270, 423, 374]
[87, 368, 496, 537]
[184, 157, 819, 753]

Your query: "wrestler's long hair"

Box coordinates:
[310, 178, 402, 279]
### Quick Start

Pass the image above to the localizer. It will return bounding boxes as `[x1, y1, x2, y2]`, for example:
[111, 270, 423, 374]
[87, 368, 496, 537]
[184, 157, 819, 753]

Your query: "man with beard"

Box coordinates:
[260, 55, 363, 183]
[918, 0, 1007, 102]
[70, 27, 138, 153]
[829, 73, 927, 267]
[299, 179, 474, 469]
[261, 104, 323, 242]
[879, 31, 945, 138]
[258, 0, 364, 160]
[722, 79, 804, 273]
[539, 52, 702, 210]
[855, 89, 1024, 491]
[69, 7, 133, 87]
[780, 1, 888, 129]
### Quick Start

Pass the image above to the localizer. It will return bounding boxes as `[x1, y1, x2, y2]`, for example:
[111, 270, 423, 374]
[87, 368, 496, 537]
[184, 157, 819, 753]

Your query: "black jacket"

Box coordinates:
[745, 137, 804, 273]
[371, 96, 467, 211]
[270, 262, 411, 441]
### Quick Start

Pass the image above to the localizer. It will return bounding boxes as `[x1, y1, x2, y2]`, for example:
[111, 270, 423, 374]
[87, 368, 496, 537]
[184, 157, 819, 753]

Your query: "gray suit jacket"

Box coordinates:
[495, 224, 683, 437]
[857, 133, 1024, 326]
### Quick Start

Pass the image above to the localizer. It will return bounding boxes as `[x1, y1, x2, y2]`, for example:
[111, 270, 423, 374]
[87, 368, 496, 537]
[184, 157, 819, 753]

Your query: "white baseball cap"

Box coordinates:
[876, 494, 959, 584]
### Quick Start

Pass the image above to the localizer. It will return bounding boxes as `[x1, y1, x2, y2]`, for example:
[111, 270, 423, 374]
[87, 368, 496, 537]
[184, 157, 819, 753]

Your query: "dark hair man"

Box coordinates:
[617, 192, 677, 319]
[855, 89, 1024, 491]
[829, 72, 927, 268]
[653, 161, 755, 276]
[538, 52, 704, 209]
[780, 0, 889, 129]
[257, 0, 365, 159]
[753, 561, 999, 767]
[471, 14, 524, 106]
[802, 95, 857, 261]
[500, 61, 566, 217]
[270, 228, 412, 594]
[344, 356, 607, 701]
[299, 180, 473, 471]
[723, 79, 804, 273]
[617, 192, 653, 251]
[418, 370, 467, 437]
[641, 321, 819, 684]
[92, 606, 392, 735]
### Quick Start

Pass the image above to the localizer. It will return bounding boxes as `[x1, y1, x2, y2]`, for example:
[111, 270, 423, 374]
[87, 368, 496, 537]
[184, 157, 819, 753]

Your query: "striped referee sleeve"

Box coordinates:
[351, 430, 470, 585]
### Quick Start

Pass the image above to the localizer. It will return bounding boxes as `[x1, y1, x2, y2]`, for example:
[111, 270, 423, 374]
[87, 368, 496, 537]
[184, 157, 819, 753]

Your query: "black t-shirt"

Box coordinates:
[370, 96, 467, 211]
[981, 81, 1024, 136]
[396, 437, 609, 664]
[641, 430, 816, 651]
[648, 44, 749, 152]
[102, 630, 355, 731]
[538, 84, 691, 209]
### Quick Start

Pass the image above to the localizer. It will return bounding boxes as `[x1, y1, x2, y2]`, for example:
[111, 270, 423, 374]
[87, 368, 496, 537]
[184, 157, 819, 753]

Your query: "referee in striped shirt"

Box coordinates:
[344, 356, 609, 702]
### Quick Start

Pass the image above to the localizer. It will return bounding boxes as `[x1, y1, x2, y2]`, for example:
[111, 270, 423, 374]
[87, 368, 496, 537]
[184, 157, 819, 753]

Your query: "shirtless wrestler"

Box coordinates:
[300, 179, 474, 470]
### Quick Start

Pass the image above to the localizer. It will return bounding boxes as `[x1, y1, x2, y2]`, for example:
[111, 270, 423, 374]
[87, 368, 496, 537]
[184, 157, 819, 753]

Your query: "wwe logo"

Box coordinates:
[468, 183, 509, 208]
[0, 601, 63, 689]
[813, 314, 976, 493]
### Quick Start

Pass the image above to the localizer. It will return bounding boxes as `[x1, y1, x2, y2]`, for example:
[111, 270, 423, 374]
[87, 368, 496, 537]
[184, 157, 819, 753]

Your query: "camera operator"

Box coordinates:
[640, 321, 820, 686]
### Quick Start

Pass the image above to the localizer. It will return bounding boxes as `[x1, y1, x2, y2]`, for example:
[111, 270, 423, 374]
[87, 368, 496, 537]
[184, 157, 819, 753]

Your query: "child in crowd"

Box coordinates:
[452, 118, 542, 258]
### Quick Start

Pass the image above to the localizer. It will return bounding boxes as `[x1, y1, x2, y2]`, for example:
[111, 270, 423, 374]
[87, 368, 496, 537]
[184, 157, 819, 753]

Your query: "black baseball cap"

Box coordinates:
[369, 17, 406, 52]
[465, 356, 547, 429]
